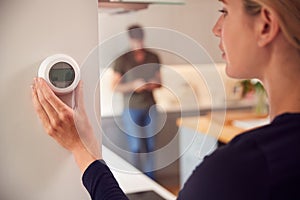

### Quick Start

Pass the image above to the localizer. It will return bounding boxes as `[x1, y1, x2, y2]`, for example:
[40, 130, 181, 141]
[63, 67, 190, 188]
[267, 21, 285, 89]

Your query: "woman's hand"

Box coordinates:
[32, 78, 101, 172]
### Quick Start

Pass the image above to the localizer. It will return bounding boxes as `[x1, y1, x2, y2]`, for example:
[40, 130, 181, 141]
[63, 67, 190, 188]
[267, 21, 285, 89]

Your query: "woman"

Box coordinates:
[32, 0, 300, 199]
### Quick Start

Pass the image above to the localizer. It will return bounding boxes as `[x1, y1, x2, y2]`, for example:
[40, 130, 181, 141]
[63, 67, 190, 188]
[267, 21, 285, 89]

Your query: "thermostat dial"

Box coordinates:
[38, 54, 80, 94]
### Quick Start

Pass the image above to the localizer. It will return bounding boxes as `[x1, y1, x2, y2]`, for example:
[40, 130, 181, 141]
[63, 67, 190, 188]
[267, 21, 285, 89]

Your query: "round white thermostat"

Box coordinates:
[38, 54, 80, 94]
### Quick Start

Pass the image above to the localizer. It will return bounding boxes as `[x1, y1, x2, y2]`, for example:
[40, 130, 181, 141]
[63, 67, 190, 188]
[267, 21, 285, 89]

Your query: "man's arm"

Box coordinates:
[110, 71, 147, 93]
[146, 71, 162, 91]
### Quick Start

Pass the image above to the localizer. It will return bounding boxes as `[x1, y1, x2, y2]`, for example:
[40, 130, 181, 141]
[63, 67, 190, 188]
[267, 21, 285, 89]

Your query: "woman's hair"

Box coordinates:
[243, 0, 300, 50]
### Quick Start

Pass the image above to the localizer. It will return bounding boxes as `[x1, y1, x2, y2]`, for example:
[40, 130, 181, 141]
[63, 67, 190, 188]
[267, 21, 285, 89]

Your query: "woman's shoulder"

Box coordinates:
[230, 112, 300, 147]
[200, 112, 300, 183]
[179, 132, 270, 199]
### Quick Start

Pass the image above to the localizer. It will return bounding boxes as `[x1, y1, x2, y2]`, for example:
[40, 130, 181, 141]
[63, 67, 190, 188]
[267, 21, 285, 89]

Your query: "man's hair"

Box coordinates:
[127, 24, 144, 40]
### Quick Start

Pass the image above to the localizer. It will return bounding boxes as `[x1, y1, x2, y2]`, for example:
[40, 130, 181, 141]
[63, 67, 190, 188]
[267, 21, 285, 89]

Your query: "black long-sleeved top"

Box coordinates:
[83, 113, 300, 200]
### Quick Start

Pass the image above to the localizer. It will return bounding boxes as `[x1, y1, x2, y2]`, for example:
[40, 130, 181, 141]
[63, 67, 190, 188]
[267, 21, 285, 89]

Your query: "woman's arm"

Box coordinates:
[32, 78, 129, 200]
[31, 78, 101, 172]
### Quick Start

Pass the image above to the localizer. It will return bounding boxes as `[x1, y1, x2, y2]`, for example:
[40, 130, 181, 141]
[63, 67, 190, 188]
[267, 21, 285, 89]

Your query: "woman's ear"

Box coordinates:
[256, 7, 280, 47]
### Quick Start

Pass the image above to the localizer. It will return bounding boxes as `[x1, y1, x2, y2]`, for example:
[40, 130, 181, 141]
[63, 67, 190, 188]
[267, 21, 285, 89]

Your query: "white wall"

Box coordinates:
[98, 0, 223, 64]
[0, 0, 98, 199]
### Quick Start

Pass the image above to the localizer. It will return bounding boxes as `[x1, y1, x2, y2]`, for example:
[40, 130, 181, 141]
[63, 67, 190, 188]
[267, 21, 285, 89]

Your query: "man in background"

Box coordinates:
[111, 24, 162, 179]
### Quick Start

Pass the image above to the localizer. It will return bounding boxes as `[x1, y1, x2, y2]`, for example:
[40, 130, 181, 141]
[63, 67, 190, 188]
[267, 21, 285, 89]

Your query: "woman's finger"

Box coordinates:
[35, 78, 60, 126]
[31, 81, 52, 132]
[37, 78, 71, 114]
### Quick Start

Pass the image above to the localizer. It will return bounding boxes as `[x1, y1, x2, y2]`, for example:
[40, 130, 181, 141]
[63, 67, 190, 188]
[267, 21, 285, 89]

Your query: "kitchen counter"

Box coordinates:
[177, 109, 269, 144]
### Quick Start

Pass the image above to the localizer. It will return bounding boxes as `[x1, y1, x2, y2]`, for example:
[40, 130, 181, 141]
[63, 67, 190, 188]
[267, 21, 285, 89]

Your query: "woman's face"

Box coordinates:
[213, 0, 262, 79]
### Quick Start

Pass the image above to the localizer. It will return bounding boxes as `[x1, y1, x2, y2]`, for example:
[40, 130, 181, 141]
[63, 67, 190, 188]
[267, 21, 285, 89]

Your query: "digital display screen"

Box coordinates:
[49, 62, 75, 88]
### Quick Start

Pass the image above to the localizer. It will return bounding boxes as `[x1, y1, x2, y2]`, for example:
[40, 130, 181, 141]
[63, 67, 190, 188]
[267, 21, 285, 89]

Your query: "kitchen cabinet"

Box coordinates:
[98, 0, 184, 12]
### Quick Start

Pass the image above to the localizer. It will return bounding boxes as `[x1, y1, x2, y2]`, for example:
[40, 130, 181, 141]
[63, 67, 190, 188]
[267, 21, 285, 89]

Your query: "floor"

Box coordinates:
[164, 184, 180, 196]
[155, 173, 180, 196]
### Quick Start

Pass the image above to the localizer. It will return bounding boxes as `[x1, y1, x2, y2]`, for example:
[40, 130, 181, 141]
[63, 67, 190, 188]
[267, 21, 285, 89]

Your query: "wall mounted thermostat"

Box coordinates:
[38, 54, 80, 94]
